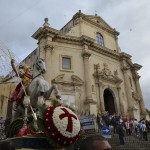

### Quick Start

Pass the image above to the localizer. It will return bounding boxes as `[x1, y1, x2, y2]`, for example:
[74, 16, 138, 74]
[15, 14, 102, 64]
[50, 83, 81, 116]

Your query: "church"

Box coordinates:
[1, 10, 146, 120]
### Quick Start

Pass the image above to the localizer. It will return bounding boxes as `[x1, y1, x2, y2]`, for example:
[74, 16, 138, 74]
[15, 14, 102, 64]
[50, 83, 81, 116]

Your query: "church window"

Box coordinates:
[96, 32, 104, 46]
[62, 57, 71, 70]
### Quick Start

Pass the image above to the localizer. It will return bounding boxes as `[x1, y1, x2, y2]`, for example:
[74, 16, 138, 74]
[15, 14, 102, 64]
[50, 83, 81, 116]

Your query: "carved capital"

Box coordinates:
[133, 72, 141, 79]
[121, 60, 130, 71]
[82, 51, 91, 58]
[44, 45, 54, 51]
[132, 91, 141, 101]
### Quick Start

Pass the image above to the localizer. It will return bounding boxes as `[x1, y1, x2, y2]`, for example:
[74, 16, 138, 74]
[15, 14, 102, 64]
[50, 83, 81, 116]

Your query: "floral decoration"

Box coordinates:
[44, 105, 80, 146]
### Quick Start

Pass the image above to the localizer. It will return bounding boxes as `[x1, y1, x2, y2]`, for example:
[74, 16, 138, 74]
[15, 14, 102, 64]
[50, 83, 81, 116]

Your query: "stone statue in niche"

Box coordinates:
[96, 64, 101, 74]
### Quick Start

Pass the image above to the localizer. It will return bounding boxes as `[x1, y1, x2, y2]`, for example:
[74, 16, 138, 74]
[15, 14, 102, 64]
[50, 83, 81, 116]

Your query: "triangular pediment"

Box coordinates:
[85, 15, 113, 31]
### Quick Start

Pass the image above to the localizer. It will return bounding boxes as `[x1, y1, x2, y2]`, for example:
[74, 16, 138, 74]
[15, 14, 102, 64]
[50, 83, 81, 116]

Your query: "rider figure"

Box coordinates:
[10, 59, 33, 105]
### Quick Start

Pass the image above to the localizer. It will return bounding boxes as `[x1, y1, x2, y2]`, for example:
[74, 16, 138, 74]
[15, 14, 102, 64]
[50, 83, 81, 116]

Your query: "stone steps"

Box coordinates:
[107, 134, 150, 150]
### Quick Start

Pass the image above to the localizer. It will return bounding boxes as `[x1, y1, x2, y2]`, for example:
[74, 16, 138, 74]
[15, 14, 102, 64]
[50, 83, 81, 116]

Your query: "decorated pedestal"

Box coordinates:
[4, 100, 81, 150]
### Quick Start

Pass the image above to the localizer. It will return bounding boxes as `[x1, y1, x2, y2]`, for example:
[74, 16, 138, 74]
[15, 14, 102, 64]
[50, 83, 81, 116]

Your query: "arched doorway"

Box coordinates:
[103, 89, 116, 115]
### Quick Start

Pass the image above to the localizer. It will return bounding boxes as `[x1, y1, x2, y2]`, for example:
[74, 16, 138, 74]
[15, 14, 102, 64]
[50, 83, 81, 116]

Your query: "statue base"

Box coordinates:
[3, 135, 65, 150]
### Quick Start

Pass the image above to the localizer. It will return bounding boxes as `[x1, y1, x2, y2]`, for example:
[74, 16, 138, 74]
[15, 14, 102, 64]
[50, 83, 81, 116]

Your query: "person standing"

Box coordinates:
[142, 121, 148, 141]
[117, 122, 125, 146]
[96, 113, 103, 132]
[125, 120, 131, 136]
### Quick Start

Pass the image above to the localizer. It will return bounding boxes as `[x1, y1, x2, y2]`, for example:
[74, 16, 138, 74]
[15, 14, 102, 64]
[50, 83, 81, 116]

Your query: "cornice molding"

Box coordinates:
[32, 26, 59, 40]
[53, 34, 120, 60]
[133, 63, 142, 71]
[120, 52, 132, 60]
[90, 43, 120, 60]
[80, 35, 95, 46]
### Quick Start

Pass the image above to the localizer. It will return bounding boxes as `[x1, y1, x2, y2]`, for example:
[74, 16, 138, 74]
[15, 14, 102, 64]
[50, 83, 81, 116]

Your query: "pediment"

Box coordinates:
[84, 15, 116, 33]
[71, 75, 84, 85]
[52, 74, 84, 86]
[52, 74, 65, 83]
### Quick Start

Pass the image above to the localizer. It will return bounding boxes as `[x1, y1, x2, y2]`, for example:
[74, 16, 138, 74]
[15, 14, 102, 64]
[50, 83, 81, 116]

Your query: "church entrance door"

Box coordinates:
[104, 89, 116, 115]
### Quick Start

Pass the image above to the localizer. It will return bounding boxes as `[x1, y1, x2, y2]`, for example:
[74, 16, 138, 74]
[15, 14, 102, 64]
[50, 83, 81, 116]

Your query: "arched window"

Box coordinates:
[96, 32, 104, 46]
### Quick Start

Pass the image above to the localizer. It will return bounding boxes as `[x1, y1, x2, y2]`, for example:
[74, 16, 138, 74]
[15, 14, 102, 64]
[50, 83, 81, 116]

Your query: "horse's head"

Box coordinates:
[35, 58, 47, 73]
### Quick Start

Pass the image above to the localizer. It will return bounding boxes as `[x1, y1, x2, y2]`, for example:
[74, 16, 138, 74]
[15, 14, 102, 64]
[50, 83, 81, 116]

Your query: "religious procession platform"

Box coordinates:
[2, 135, 65, 150]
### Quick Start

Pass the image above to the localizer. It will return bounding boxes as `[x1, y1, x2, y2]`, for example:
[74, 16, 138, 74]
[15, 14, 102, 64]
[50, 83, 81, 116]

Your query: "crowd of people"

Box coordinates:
[96, 111, 150, 145]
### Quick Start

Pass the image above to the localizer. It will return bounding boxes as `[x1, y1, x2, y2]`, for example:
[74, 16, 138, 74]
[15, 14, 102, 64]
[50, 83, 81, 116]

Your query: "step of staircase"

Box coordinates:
[107, 134, 150, 150]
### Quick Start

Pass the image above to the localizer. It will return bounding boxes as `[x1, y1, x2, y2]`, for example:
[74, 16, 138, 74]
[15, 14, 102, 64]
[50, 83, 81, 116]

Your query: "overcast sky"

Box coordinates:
[0, 0, 150, 109]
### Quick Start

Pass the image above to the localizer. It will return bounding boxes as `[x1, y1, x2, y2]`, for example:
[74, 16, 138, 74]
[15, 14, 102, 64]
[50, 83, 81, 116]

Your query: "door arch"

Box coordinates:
[103, 89, 116, 115]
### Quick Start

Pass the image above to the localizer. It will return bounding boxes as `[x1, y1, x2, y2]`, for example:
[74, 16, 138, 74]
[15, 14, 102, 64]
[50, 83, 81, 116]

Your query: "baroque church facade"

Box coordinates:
[1, 11, 145, 120]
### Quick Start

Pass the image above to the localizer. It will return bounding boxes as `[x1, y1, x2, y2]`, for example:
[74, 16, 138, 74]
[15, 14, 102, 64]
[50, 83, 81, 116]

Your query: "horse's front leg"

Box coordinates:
[53, 84, 61, 99]
[44, 84, 61, 99]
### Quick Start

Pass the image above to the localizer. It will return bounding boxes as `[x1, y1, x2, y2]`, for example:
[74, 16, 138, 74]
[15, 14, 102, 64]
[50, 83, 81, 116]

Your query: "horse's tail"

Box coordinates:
[6, 118, 24, 138]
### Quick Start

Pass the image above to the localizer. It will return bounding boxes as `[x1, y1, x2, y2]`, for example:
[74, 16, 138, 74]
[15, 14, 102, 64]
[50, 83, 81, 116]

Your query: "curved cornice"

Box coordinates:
[52, 74, 84, 86]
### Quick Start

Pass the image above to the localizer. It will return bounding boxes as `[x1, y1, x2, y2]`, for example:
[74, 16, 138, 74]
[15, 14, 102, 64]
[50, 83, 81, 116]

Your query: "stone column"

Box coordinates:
[134, 73, 145, 115]
[114, 34, 120, 53]
[117, 87, 125, 115]
[98, 81, 105, 113]
[39, 38, 45, 59]
[82, 50, 93, 102]
[44, 43, 53, 86]
[122, 68, 134, 117]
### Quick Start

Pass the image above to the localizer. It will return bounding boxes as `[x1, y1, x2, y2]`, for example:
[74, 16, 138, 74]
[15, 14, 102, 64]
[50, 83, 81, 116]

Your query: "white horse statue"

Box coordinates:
[29, 58, 61, 108]
[13, 58, 61, 119]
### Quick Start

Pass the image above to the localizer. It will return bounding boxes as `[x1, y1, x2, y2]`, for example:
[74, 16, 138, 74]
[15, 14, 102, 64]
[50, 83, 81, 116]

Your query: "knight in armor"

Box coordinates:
[10, 59, 32, 105]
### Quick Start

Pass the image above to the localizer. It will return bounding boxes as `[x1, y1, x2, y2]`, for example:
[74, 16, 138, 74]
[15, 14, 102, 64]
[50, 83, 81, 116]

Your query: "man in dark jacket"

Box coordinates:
[117, 122, 125, 145]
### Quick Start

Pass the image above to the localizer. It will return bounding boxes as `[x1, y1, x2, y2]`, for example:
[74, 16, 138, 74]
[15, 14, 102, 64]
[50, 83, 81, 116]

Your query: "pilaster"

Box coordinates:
[44, 44, 54, 85]
[82, 44, 97, 115]
[117, 86, 125, 115]
[98, 81, 105, 113]
[122, 65, 134, 117]
[133, 72, 145, 115]
[82, 50, 92, 102]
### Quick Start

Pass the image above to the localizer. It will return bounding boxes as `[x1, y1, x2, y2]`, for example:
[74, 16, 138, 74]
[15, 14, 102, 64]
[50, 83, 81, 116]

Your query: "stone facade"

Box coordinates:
[0, 82, 15, 119]
[1, 11, 146, 120]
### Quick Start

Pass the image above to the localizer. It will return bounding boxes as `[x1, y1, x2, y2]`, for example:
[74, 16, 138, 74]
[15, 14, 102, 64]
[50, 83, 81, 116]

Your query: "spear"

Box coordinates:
[8, 49, 37, 120]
